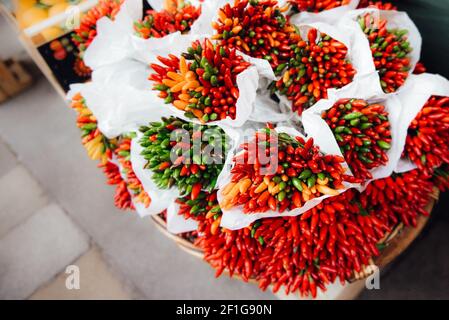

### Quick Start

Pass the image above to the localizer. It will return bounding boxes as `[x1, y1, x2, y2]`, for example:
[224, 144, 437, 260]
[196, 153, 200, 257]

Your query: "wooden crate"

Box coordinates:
[0, 58, 33, 103]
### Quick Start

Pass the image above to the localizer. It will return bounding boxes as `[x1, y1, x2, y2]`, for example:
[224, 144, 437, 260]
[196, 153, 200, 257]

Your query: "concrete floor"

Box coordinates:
[0, 14, 448, 300]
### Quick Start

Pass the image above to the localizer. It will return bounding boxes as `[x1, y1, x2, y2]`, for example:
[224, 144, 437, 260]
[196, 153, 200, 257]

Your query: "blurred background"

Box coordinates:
[0, 0, 448, 300]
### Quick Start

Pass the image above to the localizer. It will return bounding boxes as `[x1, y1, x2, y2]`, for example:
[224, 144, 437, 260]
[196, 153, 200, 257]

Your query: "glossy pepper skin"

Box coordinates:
[138, 117, 229, 197]
[322, 98, 392, 180]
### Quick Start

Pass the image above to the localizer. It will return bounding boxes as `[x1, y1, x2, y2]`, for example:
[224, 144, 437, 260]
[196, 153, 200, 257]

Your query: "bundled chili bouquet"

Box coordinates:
[68, 0, 449, 299]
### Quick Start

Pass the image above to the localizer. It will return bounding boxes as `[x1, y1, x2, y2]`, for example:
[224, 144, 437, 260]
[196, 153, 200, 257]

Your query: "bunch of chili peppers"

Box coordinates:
[71, 0, 124, 77]
[220, 126, 359, 213]
[150, 39, 250, 123]
[70, 93, 117, 164]
[288, 0, 351, 13]
[402, 96, 449, 177]
[195, 187, 393, 297]
[195, 167, 436, 297]
[99, 161, 134, 210]
[194, 206, 263, 282]
[413, 62, 427, 75]
[71, 93, 137, 210]
[134, 1, 201, 39]
[322, 98, 392, 180]
[72, 0, 124, 54]
[115, 136, 152, 208]
[211, 0, 298, 71]
[177, 191, 220, 220]
[272, 28, 356, 115]
[360, 169, 434, 228]
[359, 13, 413, 93]
[138, 117, 228, 198]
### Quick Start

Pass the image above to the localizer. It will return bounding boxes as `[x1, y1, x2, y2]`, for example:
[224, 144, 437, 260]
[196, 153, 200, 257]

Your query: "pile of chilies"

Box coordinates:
[69, 0, 449, 298]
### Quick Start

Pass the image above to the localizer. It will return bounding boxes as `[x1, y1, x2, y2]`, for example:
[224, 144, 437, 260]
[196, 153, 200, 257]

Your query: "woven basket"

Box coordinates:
[150, 188, 440, 289]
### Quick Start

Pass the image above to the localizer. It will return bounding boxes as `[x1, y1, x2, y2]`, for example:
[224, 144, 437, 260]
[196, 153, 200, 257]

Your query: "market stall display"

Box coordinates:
[64, 0, 449, 299]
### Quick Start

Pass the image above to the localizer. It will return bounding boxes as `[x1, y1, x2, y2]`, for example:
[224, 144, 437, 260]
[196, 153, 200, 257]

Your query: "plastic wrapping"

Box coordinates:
[395, 73, 449, 173]
[303, 73, 403, 187]
[338, 8, 422, 95]
[217, 126, 359, 230]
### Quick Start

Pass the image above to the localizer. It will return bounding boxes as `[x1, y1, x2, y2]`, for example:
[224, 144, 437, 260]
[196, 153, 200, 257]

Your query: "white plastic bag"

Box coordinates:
[83, 0, 142, 70]
[68, 59, 171, 139]
[166, 201, 199, 234]
[302, 73, 403, 186]
[338, 8, 422, 95]
[395, 73, 449, 173]
[289, 0, 360, 25]
[84, 0, 213, 70]
[133, 32, 283, 128]
[217, 126, 359, 230]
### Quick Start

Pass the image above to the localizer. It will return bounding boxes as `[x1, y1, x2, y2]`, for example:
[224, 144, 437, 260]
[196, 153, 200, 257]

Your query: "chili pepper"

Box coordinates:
[288, 0, 351, 13]
[150, 39, 250, 122]
[359, 12, 412, 93]
[211, 0, 298, 71]
[402, 96, 449, 177]
[139, 116, 229, 197]
[322, 98, 392, 180]
[220, 125, 359, 213]
[272, 28, 356, 115]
